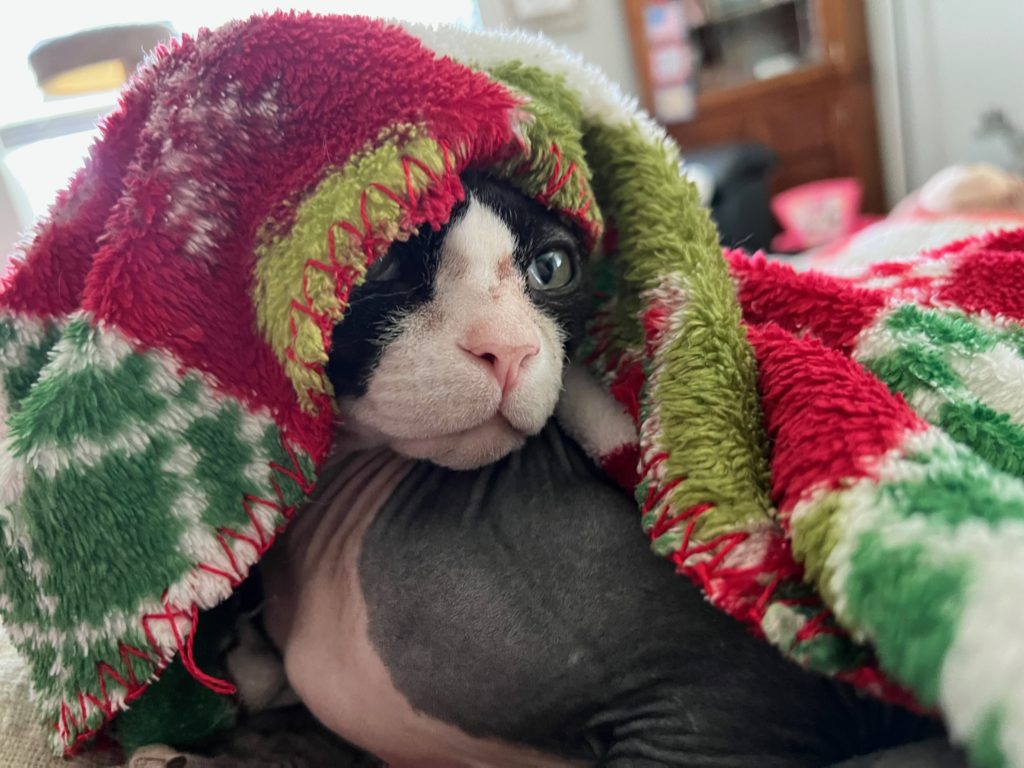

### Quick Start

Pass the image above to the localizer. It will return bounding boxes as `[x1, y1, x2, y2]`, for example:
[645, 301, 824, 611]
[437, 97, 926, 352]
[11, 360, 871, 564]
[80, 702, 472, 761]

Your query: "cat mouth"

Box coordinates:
[415, 412, 522, 442]
[390, 413, 527, 468]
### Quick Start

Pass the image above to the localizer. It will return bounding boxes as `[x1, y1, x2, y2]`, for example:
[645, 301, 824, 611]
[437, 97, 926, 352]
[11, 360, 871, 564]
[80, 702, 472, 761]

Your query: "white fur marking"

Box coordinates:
[951, 342, 1024, 425]
[556, 363, 636, 457]
[342, 196, 566, 469]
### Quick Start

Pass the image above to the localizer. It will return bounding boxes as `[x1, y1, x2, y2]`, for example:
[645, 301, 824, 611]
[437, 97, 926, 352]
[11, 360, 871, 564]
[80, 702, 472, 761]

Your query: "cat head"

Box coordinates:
[326, 173, 590, 469]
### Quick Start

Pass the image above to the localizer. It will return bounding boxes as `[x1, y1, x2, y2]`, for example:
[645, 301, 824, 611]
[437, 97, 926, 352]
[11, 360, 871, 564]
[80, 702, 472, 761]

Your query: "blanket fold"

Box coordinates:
[2, 13, 1024, 768]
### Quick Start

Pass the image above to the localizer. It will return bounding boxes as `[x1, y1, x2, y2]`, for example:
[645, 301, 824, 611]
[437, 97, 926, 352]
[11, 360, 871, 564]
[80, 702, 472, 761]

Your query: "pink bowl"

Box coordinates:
[771, 178, 863, 250]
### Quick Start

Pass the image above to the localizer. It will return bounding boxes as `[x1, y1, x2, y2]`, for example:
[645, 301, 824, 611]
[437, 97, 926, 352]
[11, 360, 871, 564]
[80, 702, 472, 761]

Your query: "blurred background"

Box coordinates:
[2, 0, 1023, 261]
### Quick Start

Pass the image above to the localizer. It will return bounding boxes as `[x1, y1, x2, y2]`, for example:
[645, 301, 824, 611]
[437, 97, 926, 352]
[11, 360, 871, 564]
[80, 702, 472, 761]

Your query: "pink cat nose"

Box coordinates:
[462, 341, 539, 396]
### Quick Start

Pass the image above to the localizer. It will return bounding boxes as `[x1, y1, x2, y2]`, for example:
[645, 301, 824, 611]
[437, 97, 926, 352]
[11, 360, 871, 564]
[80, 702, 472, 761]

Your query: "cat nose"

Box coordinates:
[462, 340, 539, 396]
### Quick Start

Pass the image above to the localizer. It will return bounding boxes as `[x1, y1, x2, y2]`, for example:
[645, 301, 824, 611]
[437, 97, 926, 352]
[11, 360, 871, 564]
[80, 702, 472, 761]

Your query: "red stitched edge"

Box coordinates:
[56, 433, 314, 755]
[58, 136, 598, 754]
[585, 296, 845, 651]
[535, 142, 577, 206]
[517, 142, 599, 246]
[587, 296, 917, 703]
[283, 141, 456, 417]
[60, 140, 463, 754]
[58, 138, 469, 754]
[632, 376, 853, 648]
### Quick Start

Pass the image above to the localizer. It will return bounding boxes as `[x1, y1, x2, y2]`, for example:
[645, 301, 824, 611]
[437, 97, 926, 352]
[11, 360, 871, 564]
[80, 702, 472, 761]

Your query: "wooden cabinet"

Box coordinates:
[624, 0, 885, 212]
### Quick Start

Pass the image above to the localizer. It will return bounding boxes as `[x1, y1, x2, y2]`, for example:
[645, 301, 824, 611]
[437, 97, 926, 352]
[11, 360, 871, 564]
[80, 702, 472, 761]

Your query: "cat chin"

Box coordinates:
[391, 414, 528, 470]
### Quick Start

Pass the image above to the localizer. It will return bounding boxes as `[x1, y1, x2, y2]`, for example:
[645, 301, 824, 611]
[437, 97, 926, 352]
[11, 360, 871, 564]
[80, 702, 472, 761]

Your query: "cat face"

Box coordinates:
[326, 174, 590, 469]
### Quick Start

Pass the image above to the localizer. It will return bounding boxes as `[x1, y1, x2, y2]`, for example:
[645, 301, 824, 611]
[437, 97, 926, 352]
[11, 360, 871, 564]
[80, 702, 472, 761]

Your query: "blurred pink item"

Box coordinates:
[771, 178, 877, 251]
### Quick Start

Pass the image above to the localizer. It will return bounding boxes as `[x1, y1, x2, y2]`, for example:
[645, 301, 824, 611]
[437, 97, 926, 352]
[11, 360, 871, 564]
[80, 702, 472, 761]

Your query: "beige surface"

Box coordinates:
[0, 621, 63, 767]
[0, 623, 115, 768]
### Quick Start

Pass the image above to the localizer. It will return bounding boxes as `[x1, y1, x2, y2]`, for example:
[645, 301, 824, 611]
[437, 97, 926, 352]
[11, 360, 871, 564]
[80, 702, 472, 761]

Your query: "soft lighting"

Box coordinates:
[0, 2, 479, 222]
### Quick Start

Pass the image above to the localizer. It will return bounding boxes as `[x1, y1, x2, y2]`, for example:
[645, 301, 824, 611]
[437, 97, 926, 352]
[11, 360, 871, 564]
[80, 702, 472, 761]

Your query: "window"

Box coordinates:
[0, 2, 479, 224]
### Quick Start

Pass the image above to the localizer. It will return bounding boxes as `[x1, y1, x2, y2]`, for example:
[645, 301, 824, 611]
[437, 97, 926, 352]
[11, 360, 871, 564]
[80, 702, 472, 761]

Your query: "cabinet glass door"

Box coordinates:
[691, 0, 821, 94]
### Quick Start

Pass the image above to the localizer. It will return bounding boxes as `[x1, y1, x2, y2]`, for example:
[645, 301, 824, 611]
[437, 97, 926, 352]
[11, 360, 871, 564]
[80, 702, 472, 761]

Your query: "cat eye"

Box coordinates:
[364, 252, 402, 283]
[527, 249, 573, 291]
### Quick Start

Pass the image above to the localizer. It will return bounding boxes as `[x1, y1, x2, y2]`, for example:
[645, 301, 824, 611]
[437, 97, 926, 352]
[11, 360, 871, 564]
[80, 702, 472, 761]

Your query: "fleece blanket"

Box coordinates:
[3, 12, 1024, 767]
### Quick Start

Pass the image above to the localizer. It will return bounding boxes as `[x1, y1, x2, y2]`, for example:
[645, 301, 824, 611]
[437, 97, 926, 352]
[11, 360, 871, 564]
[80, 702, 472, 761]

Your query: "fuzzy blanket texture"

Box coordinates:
[3, 13, 1024, 768]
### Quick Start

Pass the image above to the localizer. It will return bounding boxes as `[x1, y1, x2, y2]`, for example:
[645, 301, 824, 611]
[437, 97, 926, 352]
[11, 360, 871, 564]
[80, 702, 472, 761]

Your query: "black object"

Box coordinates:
[831, 738, 967, 767]
[686, 142, 778, 252]
[29, 23, 175, 92]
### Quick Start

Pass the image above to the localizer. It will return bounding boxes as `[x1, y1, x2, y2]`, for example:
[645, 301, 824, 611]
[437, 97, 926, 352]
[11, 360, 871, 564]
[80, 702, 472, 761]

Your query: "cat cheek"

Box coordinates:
[502, 367, 562, 434]
[498, 317, 564, 433]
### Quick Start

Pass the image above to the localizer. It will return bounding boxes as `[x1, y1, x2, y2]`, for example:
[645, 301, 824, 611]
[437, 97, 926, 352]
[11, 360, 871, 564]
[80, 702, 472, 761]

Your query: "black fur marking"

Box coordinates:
[359, 424, 947, 766]
[324, 174, 591, 398]
[461, 171, 592, 352]
[324, 212, 452, 398]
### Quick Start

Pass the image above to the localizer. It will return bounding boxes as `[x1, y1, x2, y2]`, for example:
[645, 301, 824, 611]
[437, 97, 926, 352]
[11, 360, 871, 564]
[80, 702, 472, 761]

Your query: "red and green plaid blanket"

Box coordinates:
[2, 13, 1024, 767]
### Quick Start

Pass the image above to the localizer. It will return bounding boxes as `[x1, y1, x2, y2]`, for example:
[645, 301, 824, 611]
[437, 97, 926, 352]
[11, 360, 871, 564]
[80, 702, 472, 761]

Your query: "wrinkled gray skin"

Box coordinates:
[256, 424, 965, 767]
[137, 425, 967, 768]
[137, 176, 968, 767]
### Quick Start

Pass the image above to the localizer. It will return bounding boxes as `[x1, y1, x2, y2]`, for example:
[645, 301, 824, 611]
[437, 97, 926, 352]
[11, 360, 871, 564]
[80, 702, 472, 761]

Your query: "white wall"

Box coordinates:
[864, 0, 907, 206]
[481, 0, 1024, 213]
[868, 0, 1024, 204]
[0, 161, 32, 264]
[476, 0, 640, 96]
